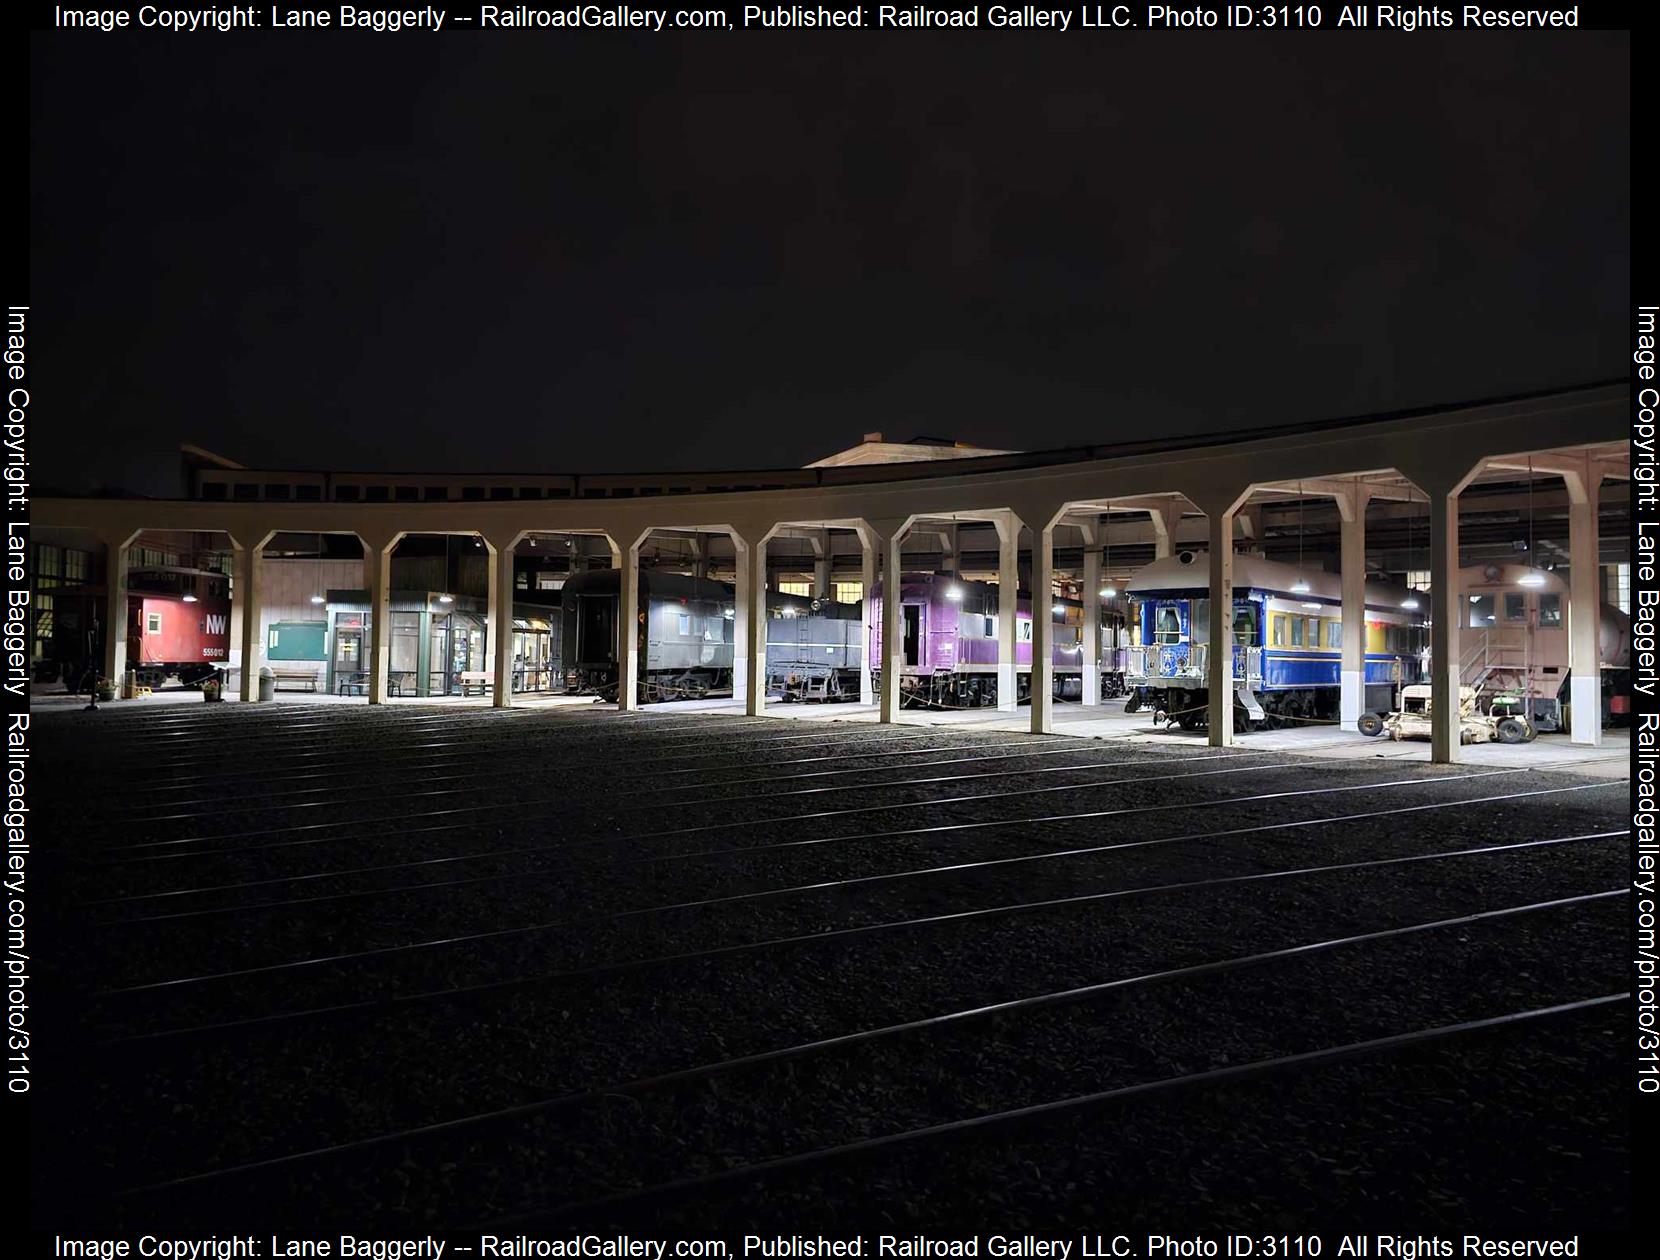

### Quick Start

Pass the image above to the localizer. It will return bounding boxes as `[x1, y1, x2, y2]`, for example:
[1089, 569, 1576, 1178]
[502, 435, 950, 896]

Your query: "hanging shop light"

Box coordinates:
[310, 531, 326, 604]
[1401, 502, 1420, 610]
[946, 586, 964, 601]
[1290, 483, 1312, 594]
[1518, 456, 1546, 587]
[1100, 509, 1118, 599]
[438, 533, 454, 603]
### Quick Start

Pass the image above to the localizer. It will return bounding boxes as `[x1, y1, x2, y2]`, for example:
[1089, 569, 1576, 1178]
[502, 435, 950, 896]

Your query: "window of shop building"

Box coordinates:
[390, 614, 421, 677]
[778, 580, 810, 597]
[1607, 563, 1631, 613]
[32, 594, 52, 661]
[64, 549, 88, 583]
[35, 544, 62, 588]
[833, 581, 862, 605]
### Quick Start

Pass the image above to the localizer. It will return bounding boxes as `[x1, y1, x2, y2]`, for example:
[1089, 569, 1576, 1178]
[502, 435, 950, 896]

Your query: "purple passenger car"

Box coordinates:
[868, 572, 1127, 708]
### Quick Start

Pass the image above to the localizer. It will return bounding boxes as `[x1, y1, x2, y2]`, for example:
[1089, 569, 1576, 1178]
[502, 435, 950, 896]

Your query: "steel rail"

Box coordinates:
[478, 992, 1630, 1226]
[100, 831, 1622, 1021]
[95, 758, 1320, 857]
[116, 901, 1624, 1193]
[102, 780, 1621, 924]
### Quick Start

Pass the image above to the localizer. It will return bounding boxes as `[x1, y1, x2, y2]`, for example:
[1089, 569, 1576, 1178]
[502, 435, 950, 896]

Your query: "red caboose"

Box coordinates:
[127, 593, 231, 686]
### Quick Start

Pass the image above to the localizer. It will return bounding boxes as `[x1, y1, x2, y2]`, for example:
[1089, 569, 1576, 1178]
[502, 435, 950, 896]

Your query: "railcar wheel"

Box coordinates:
[1496, 717, 1531, 745]
[1124, 692, 1142, 714]
[1357, 713, 1385, 738]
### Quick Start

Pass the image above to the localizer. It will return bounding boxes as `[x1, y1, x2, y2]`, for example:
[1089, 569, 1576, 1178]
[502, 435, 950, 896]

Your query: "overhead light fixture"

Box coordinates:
[310, 594, 326, 605]
[182, 593, 198, 603]
[1290, 579, 1311, 594]
[438, 593, 454, 604]
[1100, 585, 1118, 599]
[1401, 597, 1420, 610]
[1301, 601, 1321, 610]
[1052, 603, 1067, 615]
[945, 586, 963, 601]
[1517, 571, 1547, 588]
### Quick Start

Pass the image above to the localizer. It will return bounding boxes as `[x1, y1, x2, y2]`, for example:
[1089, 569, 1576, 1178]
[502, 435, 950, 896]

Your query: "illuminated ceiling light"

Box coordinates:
[438, 593, 454, 604]
[1290, 579, 1311, 594]
[1100, 585, 1118, 598]
[310, 594, 326, 605]
[1301, 601, 1321, 610]
[182, 593, 198, 603]
[1052, 603, 1067, 615]
[945, 586, 963, 601]
[1517, 571, 1547, 588]
[1400, 597, 1420, 610]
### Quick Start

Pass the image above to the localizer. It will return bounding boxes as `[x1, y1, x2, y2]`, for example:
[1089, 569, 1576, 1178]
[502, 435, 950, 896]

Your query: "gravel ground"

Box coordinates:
[28, 702, 1631, 1234]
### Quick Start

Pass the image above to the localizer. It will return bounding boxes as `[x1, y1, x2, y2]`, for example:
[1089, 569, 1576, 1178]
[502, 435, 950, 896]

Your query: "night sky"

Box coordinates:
[29, 29, 1630, 496]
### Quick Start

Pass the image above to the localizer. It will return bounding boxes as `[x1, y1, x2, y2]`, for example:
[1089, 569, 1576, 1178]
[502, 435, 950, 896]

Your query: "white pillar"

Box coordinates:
[881, 531, 904, 724]
[101, 533, 131, 689]
[364, 536, 391, 705]
[235, 533, 266, 703]
[859, 530, 877, 706]
[1426, 486, 1462, 765]
[1338, 487, 1370, 731]
[744, 529, 769, 717]
[1080, 522, 1101, 707]
[1568, 470, 1602, 746]
[1030, 522, 1055, 734]
[1205, 509, 1236, 746]
[731, 534, 751, 709]
[996, 513, 1019, 711]
[490, 534, 516, 708]
[618, 535, 642, 711]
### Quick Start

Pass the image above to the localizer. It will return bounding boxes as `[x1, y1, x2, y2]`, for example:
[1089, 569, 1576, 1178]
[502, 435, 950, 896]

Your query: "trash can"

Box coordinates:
[258, 666, 276, 702]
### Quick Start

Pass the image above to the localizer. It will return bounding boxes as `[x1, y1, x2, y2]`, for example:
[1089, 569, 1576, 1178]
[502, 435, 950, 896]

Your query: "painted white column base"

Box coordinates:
[997, 664, 1016, 711]
[1569, 674, 1602, 746]
[1340, 671, 1364, 731]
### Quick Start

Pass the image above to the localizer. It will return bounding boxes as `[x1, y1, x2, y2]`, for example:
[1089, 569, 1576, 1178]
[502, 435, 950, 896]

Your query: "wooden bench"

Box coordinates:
[271, 669, 319, 693]
[459, 670, 495, 697]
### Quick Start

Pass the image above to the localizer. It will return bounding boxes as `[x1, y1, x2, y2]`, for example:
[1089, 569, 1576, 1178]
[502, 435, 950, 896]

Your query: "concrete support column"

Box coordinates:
[858, 527, 878, 706]
[731, 533, 752, 710]
[1204, 509, 1236, 746]
[488, 532, 518, 708]
[618, 533, 644, 712]
[1425, 486, 1463, 765]
[739, 526, 771, 717]
[232, 530, 270, 703]
[881, 530, 904, 724]
[1337, 486, 1371, 731]
[100, 532, 133, 689]
[1079, 521, 1101, 706]
[359, 534, 393, 705]
[995, 512, 1020, 711]
[1567, 469, 1602, 746]
[1030, 522, 1055, 734]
